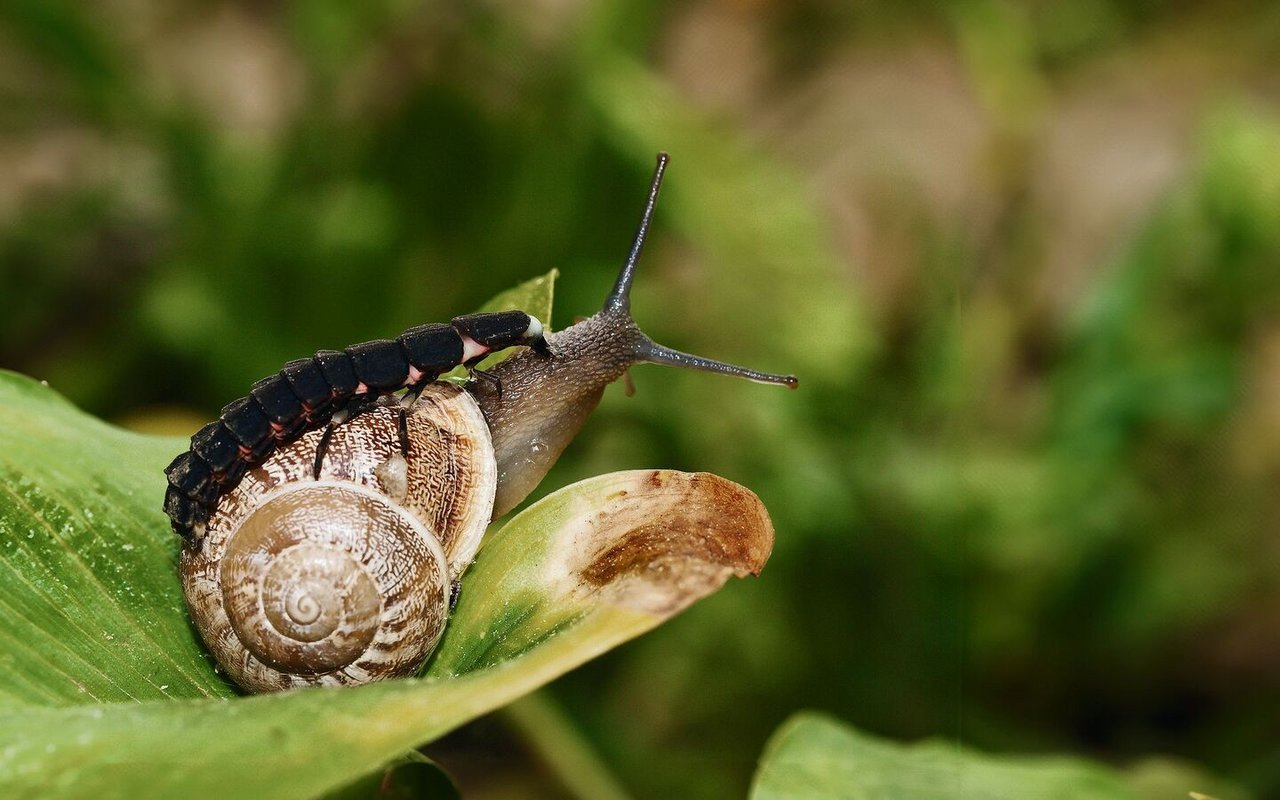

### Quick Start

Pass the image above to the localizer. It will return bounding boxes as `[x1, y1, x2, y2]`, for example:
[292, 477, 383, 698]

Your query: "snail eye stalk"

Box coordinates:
[604, 152, 670, 316]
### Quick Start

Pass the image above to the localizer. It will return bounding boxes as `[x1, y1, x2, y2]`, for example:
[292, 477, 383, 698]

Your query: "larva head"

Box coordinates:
[467, 153, 798, 517]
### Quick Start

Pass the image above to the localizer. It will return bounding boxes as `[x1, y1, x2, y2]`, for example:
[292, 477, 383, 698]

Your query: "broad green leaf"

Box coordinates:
[0, 453, 772, 798]
[429, 469, 773, 678]
[0, 269, 777, 798]
[0, 372, 224, 705]
[750, 713, 1248, 800]
[473, 268, 557, 321]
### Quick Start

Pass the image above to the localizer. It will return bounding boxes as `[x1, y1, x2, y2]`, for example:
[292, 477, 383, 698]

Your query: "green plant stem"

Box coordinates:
[501, 691, 633, 800]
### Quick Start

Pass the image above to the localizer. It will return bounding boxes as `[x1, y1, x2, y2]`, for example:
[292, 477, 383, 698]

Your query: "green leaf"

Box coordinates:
[0, 372, 223, 705]
[0, 448, 771, 797]
[0, 267, 777, 797]
[429, 469, 773, 679]
[472, 268, 557, 321]
[750, 713, 1248, 800]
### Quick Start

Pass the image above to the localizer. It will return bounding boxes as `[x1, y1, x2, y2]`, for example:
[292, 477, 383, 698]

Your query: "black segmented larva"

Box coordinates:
[164, 152, 801, 550]
[162, 311, 548, 543]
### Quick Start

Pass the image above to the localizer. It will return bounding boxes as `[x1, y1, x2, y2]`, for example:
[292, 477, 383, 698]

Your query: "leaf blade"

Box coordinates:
[0, 370, 228, 704]
[0, 465, 773, 799]
[750, 713, 1247, 800]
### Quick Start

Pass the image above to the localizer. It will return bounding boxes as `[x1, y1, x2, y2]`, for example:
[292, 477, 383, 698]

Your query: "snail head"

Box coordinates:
[468, 153, 797, 517]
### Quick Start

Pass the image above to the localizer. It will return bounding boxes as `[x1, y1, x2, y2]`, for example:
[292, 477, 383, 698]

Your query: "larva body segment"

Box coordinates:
[250, 375, 309, 439]
[315, 349, 360, 397]
[163, 310, 543, 543]
[279, 359, 335, 421]
[398, 323, 464, 380]
[220, 397, 273, 449]
[346, 339, 411, 394]
[190, 422, 242, 479]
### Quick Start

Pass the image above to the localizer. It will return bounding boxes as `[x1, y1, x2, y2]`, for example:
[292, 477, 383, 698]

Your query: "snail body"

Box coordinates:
[174, 154, 798, 692]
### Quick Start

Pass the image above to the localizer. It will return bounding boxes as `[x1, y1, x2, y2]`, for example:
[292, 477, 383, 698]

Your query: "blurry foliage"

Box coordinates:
[2, 0, 1280, 797]
[751, 712, 1248, 800]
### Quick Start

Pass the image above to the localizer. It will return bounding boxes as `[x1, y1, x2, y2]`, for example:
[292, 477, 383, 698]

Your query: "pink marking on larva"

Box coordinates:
[407, 365, 425, 385]
[460, 335, 491, 362]
[238, 445, 252, 458]
[270, 421, 284, 432]
[356, 382, 369, 394]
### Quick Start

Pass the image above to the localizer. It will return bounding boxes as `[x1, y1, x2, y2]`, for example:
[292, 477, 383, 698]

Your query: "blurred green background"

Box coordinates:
[3, 0, 1279, 797]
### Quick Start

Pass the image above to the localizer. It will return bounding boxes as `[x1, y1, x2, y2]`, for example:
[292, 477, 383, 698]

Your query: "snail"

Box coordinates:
[172, 153, 798, 692]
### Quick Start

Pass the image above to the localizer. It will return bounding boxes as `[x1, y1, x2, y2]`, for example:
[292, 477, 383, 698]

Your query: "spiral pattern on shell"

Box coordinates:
[219, 482, 448, 681]
[181, 384, 497, 692]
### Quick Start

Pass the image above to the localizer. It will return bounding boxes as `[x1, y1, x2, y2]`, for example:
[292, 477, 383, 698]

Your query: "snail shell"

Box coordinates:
[180, 383, 496, 692]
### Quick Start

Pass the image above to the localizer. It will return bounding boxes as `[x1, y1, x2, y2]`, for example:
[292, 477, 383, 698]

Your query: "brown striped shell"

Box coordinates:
[180, 382, 497, 692]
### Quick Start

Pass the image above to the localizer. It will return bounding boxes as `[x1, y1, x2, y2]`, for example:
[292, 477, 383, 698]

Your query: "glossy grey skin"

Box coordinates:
[464, 153, 797, 518]
[466, 310, 640, 518]
[468, 308, 799, 517]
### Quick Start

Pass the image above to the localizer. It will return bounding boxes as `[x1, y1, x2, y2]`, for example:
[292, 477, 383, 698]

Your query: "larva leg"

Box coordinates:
[312, 424, 336, 480]
[310, 394, 379, 479]
[397, 407, 410, 458]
